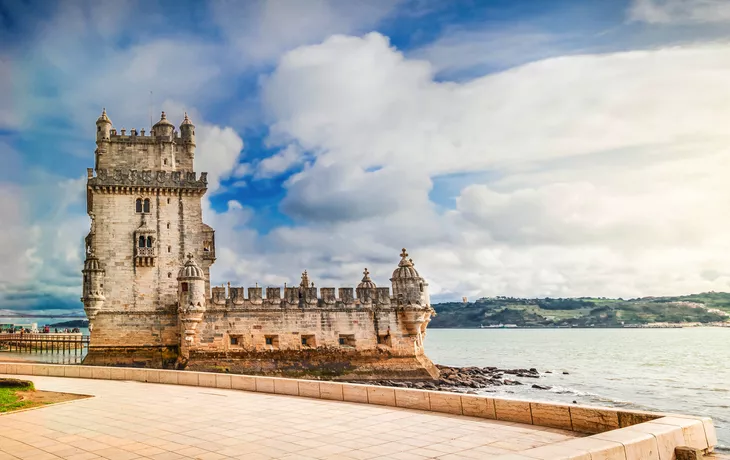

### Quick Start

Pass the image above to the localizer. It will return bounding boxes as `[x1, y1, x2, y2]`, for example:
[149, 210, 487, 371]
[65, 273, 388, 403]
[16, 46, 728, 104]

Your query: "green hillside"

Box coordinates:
[430, 292, 730, 328]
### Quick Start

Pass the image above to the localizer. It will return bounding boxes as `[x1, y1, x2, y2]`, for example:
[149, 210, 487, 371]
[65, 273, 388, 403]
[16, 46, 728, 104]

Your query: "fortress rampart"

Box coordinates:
[81, 109, 438, 380]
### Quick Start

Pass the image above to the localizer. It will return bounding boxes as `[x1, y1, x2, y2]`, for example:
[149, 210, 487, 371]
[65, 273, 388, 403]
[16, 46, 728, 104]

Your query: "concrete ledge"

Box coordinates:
[0, 362, 717, 459]
[394, 388, 430, 411]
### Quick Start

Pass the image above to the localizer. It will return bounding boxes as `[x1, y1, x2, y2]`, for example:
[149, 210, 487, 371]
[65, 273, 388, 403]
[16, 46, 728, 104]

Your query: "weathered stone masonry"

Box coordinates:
[81, 109, 438, 380]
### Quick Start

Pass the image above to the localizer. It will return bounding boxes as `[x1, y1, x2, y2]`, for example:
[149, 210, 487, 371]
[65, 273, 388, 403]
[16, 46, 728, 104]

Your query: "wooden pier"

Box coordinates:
[0, 334, 89, 356]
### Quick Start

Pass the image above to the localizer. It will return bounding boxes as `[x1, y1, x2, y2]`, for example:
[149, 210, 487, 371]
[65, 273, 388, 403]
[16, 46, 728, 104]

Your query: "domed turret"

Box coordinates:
[96, 108, 112, 142]
[357, 268, 377, 303]
[152, 111, 174, 138]
[391, 250, 420, 281]
[178, 254, 204, 280]
[357, 268, 377, 290]
[177, 254, 207, 360]
[390, 248, 426, 305]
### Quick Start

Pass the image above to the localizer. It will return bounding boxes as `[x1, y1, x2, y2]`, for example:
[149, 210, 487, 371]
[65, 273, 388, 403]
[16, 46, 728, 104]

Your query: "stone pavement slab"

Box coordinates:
[0, 375, 582, 459]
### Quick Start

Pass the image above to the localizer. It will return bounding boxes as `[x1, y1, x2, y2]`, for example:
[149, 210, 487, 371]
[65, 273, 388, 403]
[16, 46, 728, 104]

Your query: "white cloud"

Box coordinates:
[210, 0, 402, 65]
[409, 27, 571, 78]
[196, 125, 245, 193]
[628, 0, 730, 23]
[241, 33, 730, 299]
[255, 144, 304, 178]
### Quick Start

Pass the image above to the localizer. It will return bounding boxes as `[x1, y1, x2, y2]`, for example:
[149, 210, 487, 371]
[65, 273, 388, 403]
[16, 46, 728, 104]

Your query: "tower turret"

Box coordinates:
[180, 112, 196, 156]
[152, 111, 174, 139]
[81, 249, 105, 321]
[95, 108, 111, 142]
[95, 108, 112, 170]
[357, 268, 377, 303]
[390, 248, 424, 305]
[177, 254, 207, 360]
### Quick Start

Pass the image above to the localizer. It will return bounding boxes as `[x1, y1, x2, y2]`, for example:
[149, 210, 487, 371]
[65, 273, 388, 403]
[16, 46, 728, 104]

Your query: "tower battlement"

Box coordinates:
[94, 109, 196, 172]
[209, 285, 406, 309]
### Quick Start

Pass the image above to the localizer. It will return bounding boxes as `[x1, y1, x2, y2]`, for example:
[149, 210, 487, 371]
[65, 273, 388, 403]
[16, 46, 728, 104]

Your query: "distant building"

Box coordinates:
[81, 109, 438, 379]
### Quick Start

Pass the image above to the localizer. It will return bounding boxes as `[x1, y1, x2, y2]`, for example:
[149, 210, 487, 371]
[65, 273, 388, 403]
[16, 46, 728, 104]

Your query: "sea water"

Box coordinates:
[425, 327, 730, 451]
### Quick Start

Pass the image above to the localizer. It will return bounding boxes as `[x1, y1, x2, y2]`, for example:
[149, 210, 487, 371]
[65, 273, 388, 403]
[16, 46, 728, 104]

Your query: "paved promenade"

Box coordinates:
[0, 375, 581, 460]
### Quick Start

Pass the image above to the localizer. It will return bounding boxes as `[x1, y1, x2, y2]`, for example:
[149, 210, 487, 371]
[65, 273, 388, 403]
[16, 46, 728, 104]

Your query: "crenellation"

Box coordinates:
[230, 287, 245, 305]
[339, 287, 355, 305]
[83, 108, 437, 380]
[377, 287, 392, 305]
[321, 287, 336, 304]
[265, 287, 281, 304]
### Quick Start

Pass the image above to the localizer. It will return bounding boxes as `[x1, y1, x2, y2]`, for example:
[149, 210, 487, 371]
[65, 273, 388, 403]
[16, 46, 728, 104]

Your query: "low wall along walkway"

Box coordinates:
[0, 362, 717, 459]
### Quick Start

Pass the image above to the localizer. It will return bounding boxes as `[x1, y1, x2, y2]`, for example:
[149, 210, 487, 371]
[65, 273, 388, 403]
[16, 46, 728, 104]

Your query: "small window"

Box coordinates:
[167, 246, 171, 253]
[143, 199, 150, 213]
[146, 236, 153, 248]
[164, 159, 168, 165]
[167, 198, 170, 204]
[135, 199, 142, 213]
[230, 336, 238, 346]
[419, 283, 423, 292]
[301, 335, 316, 347]
[181, 282, 188, 292]
[138, 236, 145, 248]
[339, 334, 356, 347]
[203, 241, 211, 252]
[264, 335, 279, 349]
[166, 222, 170, 229]
[167, 272, 171, 278]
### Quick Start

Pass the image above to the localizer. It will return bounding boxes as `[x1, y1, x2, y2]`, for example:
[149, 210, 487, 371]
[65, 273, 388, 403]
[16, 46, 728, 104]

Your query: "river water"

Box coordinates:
[425, 327, 730, 451]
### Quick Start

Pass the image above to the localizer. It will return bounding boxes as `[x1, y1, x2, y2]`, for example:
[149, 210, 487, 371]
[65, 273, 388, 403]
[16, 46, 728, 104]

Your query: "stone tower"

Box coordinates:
[83, 109, 215, 364]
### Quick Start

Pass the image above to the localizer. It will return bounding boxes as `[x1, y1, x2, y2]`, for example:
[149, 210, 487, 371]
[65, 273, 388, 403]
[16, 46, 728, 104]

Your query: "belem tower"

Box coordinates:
[81, 109, 439, 379]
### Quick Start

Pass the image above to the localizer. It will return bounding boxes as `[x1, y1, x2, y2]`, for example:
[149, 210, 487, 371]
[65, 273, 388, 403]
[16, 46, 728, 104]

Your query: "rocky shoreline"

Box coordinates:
[357, 365, 563, 393]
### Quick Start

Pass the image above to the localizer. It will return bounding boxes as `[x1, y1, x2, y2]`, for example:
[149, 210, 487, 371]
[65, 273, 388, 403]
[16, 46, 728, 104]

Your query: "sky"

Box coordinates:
[2, 0, 730, 314]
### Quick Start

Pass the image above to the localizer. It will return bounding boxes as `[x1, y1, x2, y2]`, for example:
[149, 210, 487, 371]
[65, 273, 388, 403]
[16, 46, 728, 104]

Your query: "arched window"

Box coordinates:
[146, 236, 153, 248]
[138, 236, 145, 248]
[135, 199, 142, 213]
[143, 199, 150, 213]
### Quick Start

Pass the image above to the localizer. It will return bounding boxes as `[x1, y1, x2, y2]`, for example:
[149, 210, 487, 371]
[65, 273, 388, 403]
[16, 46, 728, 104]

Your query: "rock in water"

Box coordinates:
[532, 384, 552, 390]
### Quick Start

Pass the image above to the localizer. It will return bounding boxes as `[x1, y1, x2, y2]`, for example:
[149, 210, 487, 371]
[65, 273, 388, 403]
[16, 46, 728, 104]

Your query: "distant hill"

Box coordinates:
[430, 292, 730, 328]
[49, 320, 89, 328]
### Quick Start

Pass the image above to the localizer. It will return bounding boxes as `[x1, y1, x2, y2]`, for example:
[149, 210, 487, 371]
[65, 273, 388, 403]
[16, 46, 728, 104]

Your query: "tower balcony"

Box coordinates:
[135, 247, 156, 266]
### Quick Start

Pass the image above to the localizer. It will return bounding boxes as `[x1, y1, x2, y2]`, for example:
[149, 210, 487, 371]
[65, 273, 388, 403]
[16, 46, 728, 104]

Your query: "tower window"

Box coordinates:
[138, 236, 145, 248]
[339, 334, 356, 347]
[167, 272, 171, 278]
[167, 198, 170, 204]
[146, 236, 153, 248]
[164, 159, 168, 165]
[181, 282, 188, 292]
[168, 246, 171, 253]
[166, 222, 170, 229]
[136, 199, 142, 213]
[143, 199, 150, 213]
